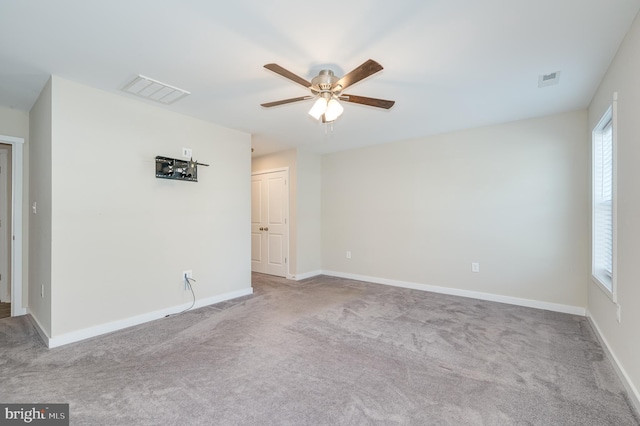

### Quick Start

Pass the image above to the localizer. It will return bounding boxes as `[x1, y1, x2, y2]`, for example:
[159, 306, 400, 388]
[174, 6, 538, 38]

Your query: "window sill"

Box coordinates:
[591, 273, 616, 303]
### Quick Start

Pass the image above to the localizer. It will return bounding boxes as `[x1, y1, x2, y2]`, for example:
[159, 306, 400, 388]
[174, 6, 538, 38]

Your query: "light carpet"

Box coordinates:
[0, 273, 638, 425]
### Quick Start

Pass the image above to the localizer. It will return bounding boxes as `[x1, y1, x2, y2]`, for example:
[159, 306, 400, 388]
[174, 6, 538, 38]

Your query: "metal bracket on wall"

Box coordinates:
[155, 156, 209, 182]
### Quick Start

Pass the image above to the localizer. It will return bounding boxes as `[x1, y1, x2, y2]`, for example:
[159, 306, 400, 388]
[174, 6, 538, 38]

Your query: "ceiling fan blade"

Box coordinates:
[261, 96, 313, 108]
[340, 94, 395, 109]
[264, 64, 311, 88]
[334, 59, 384, 91]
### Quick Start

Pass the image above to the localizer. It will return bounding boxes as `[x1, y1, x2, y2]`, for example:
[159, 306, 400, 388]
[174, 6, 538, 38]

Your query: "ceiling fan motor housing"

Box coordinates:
[311, 70, 341, 96]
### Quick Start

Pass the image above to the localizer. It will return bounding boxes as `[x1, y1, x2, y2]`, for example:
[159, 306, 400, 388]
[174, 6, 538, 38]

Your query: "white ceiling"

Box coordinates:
[1, 1, 639, 156]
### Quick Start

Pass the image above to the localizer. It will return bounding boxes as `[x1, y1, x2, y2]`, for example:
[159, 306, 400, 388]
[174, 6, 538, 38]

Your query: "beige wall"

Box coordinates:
[28, 78, 52, 335]
[0, 105, 30, 309]
[322, 110, 588, 308]
[32, 76, 251, 337]
[0, 106, 28, 139]
[588, 10, 640, 403]
[251, 148, 322, 277]
[295, 149, 322, 275]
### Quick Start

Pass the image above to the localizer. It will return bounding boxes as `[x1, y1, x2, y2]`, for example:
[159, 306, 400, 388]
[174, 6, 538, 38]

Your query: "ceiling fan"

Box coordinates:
[261, 59, 395, 123]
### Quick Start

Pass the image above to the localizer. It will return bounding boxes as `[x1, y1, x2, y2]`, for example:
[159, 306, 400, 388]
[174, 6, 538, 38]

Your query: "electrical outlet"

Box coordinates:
[182, 148, 192, 158]
[182, 270, 193, 290]
[471, 262, 480, 273]
[346, 251, 351, 259]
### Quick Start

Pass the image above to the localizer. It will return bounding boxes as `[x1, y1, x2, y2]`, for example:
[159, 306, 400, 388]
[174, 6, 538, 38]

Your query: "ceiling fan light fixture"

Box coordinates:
[309, 97, 328, 120]
[324, 98, 344, 122]
[263, 59, 394, 124]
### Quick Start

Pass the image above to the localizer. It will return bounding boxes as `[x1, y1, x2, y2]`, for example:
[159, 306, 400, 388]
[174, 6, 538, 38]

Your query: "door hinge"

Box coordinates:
[285, 257, 287, 264]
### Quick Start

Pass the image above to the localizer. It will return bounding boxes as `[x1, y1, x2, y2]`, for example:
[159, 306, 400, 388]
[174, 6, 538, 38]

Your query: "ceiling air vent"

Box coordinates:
[122, 75, 190, 104]
[538, 71, 561, 88]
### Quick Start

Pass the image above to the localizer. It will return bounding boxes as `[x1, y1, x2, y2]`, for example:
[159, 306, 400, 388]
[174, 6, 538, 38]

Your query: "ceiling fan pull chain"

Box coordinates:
[324, 121, 334, 137]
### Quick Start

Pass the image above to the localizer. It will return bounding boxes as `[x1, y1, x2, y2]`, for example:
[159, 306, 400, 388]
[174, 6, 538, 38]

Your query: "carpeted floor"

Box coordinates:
[0, 273, 638, 425]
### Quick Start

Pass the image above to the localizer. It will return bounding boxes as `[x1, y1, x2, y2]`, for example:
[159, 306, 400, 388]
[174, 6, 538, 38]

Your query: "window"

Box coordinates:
[592, 104, 615, 296]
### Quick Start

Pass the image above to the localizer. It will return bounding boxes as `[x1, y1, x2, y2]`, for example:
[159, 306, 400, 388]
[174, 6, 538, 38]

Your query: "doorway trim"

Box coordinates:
[0, 135, 25, 316]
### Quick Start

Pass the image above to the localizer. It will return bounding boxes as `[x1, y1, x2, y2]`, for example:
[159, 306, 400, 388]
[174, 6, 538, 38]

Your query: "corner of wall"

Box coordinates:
[586, 9, 640, 412]
[27, 77, 53, 337]
[586, 310, 640, 416]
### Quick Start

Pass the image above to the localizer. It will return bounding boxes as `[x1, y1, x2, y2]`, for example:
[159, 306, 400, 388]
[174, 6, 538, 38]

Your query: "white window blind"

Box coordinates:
[593, 109, 614, 292]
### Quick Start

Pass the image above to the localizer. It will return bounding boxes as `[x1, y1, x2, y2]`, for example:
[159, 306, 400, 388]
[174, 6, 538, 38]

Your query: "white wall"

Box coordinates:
[0, 105, 30, 309]
[322, 110, 588, 309]
[33, 76, 251, 338]
[28, 78, 52, 335]
[588, 10, 640, 405]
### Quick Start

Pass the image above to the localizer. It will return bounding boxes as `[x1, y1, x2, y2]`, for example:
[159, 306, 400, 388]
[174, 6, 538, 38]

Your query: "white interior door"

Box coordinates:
[0, 149, 9, 302]
[251, 170, 289, 277]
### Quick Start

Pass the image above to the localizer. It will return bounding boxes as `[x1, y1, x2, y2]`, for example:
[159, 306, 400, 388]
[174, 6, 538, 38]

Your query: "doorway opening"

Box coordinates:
[0, 144, 11, 318]
[251, 168, 290, 277]
[0, 135, 25, 317]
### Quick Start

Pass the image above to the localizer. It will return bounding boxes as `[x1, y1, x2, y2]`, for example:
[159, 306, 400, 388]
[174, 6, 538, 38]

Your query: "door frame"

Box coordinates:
[251, 167, 291, 278]
[0, 148, 9, 302]
[0, 135, 25, 316]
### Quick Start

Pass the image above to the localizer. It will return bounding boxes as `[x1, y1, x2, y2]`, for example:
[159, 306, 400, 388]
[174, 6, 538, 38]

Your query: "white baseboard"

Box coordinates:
[322, 270, 586, 316]
[586, 310, 640, 416]
[290, 270, 323, 281]
[32, 287, 253, 349]
[27, 311, 51, 347]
